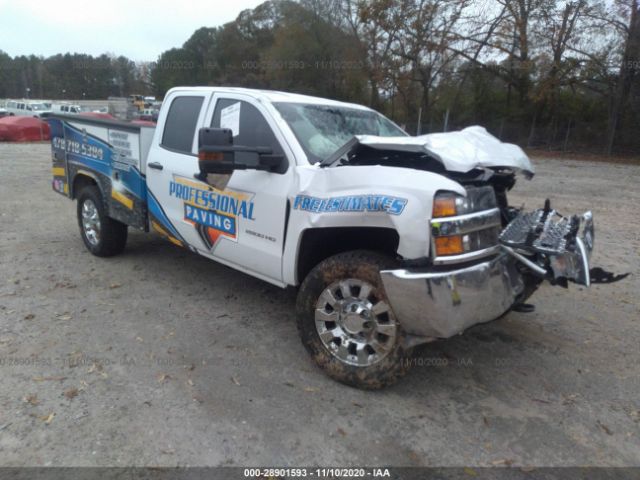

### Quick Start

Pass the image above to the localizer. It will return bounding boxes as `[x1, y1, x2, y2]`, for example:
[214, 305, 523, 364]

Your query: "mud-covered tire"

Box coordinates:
[296, 250, 413, 389]
[76, 186, 127, 257]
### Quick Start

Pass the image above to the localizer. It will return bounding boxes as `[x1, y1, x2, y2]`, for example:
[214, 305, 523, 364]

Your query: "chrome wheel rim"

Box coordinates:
[81, 199, 101, 246]
[315, 278, 397, 367]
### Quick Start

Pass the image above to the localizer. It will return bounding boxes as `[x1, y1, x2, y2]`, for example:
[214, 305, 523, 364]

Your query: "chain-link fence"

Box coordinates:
[402, 116, 639, 157]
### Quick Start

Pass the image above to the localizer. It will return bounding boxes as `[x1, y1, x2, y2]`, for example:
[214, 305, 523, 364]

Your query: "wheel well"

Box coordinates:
[72, 174, 98, 199]
[296, 227, 400, 284]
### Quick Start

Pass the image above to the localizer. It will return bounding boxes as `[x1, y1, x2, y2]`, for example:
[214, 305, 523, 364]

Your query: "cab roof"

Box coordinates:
[166, 86, 371, 111]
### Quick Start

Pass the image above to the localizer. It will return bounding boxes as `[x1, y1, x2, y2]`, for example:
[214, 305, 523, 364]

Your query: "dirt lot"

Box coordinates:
[0, 143, 638, 468]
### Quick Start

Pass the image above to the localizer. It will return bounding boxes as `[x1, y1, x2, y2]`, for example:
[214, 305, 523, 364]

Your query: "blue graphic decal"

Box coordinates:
[293, 194, 408, 216]
[169, 181, 254, 220]
[51, 121, 147, 201]
[147, 190, 184, 241]
[184, 204, 236, 235]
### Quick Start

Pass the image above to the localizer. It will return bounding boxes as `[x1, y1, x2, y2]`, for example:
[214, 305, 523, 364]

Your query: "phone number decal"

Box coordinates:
[52, 136, 105, 161]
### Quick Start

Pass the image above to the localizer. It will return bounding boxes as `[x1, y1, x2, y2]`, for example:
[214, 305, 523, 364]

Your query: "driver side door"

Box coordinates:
[198, 94, 294, 285]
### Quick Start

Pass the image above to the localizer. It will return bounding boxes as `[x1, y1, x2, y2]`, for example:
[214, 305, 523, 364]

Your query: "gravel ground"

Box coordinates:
[0, 143, 638, 468]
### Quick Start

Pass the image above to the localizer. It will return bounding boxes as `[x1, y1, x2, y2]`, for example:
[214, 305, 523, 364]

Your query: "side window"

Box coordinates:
[211, 99, 286, 171]
[161, 96, 204, 154]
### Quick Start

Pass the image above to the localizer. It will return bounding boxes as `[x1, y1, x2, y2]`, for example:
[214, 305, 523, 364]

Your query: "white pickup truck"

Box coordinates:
[49, 87, 594, 388]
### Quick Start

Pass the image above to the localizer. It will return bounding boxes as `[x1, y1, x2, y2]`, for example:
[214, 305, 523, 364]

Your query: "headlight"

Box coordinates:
[431, 189, 501, 260]
[432, 192, 459, 218]
[432, 192, 466, 255]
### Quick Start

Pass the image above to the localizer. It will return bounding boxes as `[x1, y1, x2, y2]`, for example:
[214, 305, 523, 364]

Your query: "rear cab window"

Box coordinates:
[161, 96, 205, 154]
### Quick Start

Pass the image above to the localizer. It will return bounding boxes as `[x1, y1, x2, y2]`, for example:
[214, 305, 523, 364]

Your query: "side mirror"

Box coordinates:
[198, 127, 235, 175]
[197, 127, 287, 179]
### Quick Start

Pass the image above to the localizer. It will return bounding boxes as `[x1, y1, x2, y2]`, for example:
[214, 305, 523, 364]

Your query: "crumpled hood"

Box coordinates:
[355, 126, 534, 177]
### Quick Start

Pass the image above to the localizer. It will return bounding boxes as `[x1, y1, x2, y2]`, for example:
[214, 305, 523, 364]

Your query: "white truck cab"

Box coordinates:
[52, 103, 83, 114]
[48, 87, 595, 388]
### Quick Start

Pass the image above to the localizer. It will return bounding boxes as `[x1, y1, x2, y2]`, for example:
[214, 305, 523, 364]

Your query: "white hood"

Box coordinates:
[355, 126, 534, 177]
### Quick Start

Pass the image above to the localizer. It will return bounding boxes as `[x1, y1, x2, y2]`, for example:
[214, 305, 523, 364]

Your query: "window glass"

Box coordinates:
[161, 96, 204, 153]
[273, 102, 406, 164]
[211, 99, 284, 168]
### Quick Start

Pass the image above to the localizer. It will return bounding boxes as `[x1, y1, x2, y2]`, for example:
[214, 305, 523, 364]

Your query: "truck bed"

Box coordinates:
[48, 114, 155, 230]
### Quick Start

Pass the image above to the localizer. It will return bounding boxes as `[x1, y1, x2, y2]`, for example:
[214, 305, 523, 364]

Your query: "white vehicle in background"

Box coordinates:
[137, 107, 159, 122]
[5, 100, 52, 118]
[52, 103, 83, 114]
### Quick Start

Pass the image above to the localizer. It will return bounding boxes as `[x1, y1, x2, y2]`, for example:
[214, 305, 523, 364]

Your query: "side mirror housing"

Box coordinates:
[197, 127, 288, 178]
[198, 127, 235, 175]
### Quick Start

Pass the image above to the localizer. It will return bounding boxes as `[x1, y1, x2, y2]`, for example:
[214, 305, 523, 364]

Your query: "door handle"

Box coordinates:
[148, 162, 163, 170]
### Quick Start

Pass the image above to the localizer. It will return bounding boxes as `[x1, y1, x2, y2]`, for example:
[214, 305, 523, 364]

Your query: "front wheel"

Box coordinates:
[296, 250, 413, 389]
[77, 186, 127, 257]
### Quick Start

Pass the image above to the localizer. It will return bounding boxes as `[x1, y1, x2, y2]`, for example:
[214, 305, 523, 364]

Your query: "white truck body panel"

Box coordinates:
[356, 126, 534, 176]
[146, 90, 295, 286]
[282, 164, 466, 285]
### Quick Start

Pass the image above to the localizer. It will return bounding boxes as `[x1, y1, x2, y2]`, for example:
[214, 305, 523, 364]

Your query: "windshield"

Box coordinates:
[273, 102, 407, 164]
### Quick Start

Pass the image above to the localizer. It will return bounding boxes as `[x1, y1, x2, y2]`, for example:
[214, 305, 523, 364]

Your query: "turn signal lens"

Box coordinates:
[198, 151, 224, 161]
[434, 235, 464, 256]
[433, 195, 457, 218]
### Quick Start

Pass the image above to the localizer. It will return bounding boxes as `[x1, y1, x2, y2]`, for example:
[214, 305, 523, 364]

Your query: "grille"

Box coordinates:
[499, 208, 580, 255]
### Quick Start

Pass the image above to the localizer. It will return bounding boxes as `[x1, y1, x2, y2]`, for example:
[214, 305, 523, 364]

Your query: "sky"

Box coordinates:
[0, 0, 265, 62]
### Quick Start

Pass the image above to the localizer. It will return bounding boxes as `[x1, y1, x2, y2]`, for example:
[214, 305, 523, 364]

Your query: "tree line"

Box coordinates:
[1, 0, 638, 155]
[150, 0, 639, 155]
[0, 52, 148, 101]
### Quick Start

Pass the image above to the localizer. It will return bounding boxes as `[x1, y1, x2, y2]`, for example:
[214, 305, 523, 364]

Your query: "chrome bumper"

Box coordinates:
[380, 253, 524, 340]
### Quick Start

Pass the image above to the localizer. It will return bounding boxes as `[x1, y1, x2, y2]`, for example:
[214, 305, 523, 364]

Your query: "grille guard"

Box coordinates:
[499, 200, 594, 286]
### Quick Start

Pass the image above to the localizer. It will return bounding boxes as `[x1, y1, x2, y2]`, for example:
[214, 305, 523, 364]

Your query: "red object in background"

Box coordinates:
[0, 116, 51, 142]
[78, 112, 117, 120]
[130, 120, 156, 127]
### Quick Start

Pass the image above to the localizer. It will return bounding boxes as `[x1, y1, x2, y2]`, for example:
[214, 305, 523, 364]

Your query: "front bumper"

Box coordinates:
[381, 206, 594, 342]
[380, 253, 524, 340]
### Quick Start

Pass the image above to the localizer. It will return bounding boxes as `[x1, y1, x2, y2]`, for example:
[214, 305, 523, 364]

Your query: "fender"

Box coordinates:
[70, 169, 101, 199]
[282, 164, 466, 285]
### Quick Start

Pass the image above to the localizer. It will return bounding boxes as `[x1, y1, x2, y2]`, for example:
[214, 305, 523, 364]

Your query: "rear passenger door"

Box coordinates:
[145, 91, 212, 250]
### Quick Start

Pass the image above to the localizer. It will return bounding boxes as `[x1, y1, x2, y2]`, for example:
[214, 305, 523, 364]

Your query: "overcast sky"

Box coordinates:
[0, 0, 265, 62]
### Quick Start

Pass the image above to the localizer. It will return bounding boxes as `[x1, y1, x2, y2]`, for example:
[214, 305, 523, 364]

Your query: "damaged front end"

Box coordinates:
[322, 126, 607, 344]
[380, 200, 596, 343]
[500, 201, 594, 287]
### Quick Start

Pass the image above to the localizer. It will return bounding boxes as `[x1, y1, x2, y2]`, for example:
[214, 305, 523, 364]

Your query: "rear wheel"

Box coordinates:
[296, 250, 412, 389]
[77, 186, 127, 257]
